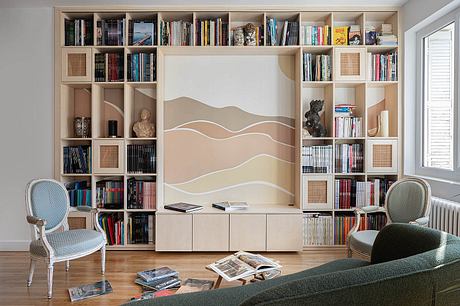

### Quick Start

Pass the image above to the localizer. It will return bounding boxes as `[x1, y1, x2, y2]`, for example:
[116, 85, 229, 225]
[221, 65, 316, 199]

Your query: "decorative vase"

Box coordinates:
[74, 117, 91, 138]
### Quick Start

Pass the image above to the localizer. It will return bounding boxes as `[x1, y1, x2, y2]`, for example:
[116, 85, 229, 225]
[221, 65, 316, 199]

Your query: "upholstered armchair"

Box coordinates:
[25, 179, 107, 299]
[347, 177, 431, 259]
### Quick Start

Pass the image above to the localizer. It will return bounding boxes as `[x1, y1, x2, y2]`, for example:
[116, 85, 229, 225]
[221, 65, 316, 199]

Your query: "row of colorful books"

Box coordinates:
[160, 20, 193, 46]
[195, 18, 229, 46]
[64, 19, 93, 46]
[303, 213, 333, 246]
[128, 214, 154, 244]
[266, 18, 299, 46]
[127, 52, 156, 82]
[334, 179, 394, 209]
[302, 53, 332, 81]
[301, 25, 331, 46]
[99, 213, 124, 245]
[66, 181, 91, 207]
[367, 52, 398, 81]
[94, 53, 124, 82]
[96, 19, 126, 46]
[96, 180, 124, 209]
[127, 179, 156, 209]
[335, 143, 364, 173]
[63, 145, 91, 174]
[334, 116, 363, 138]
[302, 145, 333, 173]
[127, 144, 156, 174]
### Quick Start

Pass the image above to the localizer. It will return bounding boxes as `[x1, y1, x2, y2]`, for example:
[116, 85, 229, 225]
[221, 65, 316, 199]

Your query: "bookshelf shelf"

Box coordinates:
[56, 6, 400, 251]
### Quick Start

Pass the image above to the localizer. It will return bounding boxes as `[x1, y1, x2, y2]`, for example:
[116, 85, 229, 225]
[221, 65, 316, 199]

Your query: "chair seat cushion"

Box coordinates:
[349, 230, 379, 256]
[30, 229, 105, 258]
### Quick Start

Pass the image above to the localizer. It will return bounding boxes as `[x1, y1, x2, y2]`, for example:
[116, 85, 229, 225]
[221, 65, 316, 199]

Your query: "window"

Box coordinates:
[416, 11, 459, 182]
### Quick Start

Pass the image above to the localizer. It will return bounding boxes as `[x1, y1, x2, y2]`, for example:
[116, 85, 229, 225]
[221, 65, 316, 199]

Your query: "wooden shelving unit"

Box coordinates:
[55, 7, 400, 251]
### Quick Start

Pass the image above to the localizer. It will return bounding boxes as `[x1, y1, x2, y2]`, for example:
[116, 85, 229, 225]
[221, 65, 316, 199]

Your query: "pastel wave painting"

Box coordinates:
[164, 55, 295, 205]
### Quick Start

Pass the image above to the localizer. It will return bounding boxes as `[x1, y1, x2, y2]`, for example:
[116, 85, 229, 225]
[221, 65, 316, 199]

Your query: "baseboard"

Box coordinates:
[0, 240, 29, 251]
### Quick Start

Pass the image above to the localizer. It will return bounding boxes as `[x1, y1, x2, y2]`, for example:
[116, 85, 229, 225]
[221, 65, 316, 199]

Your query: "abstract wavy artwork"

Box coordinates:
[164, 55, 295, 205]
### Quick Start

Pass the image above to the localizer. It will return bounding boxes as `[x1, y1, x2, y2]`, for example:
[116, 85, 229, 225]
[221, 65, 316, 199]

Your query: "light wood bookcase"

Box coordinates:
[55, 6, 401, 251]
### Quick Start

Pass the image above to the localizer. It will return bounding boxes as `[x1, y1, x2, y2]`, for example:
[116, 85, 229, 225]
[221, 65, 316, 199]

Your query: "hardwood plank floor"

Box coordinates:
[0, 250, 346, 305]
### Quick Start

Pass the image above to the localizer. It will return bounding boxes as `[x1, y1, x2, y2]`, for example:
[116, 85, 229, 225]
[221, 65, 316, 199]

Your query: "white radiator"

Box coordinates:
[430, 197, 460, 236]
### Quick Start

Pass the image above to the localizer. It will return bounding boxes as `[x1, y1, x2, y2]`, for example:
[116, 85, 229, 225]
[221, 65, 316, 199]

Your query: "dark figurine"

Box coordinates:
[304, 100, 327, 137]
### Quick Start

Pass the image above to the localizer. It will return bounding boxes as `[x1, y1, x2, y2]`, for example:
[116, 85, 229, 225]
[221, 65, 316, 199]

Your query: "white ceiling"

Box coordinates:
[0, 0, 410, 9]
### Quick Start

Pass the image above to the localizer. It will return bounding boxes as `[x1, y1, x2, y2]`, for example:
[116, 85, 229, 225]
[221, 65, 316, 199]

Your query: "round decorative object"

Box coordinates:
[244, 23, 257, 46]
[74, 117, 91, 138]
[133, 108, 155, 138]
[233, 27, 245, 46]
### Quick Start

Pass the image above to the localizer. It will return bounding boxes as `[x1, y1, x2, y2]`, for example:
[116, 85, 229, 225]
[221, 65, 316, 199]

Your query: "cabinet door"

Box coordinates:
[266, 214, 302, 251]
[230, 214, 266, 251]
[156, 214, 192, 251]
[62, 48, 92, 82]
[193, 214, 229, 251]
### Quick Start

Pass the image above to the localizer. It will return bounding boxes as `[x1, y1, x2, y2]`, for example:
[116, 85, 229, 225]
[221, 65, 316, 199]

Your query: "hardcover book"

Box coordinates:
[68, 280, 113, 302]
[212, 201, 248, 211]
[348, 25, 361, 45]
[164, 202, 203, 213]
[133, 21, 155, 45]
[333, 26, 349, 45]
[137, 267, 178, 283]
[135, 276, 181, 291]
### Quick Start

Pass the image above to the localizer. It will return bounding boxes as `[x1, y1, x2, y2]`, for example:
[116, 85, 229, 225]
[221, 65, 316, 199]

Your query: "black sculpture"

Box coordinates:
[304, 100, 327, 137]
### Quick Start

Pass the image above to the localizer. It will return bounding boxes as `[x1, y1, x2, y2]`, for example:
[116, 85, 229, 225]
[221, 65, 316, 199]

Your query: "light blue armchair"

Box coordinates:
[25, 179, 107, 299]
[347, 177, 431, 259]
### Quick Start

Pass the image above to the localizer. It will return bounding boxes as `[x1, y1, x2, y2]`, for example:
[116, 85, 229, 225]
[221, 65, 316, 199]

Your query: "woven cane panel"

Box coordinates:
[340, 53, 360, 76]
[67, 53, 86, 77]
[373, 144, 392, 168]
[100, 145, 119, 168]
[307, 181, 328, 204]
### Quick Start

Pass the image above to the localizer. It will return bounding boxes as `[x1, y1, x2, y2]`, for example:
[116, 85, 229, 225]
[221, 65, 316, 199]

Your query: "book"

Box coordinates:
[301, 25, 331, 45]
[63, 145, 91, 174]
[127, 178, 156, 209]
[127, 52, 156, 82]
[127, 144, 156, 174]
[208, 251, 281, 282]
[175, 279, 214, 294]
[196, 18, 228, 46]
[348, 25, 361, 45]
[96, 180, 123, 209]
[130, 290, 175, 301]
[160, 20, 193, 46]
[212, 201, 248, 211]
[68, 280, 113, 302]
[333, 26, 348, 45]
[164, 202, 203, 213]
[266, 18, 298, 46]
[135, 276, 181, 291]
[137, 267, 178, 283]
[367, 51, 398, 81]
[65, 181, 91, 207]
[302, 145, 333, 173]
[132, 20, 155, 46]
[303, 53, 332, 81]
[99, 213, 124, 245]
[303, 213, 333, 246]
[128, 213, 154, 244]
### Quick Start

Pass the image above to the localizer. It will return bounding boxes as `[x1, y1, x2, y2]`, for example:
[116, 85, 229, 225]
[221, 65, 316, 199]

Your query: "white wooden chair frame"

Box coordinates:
[25, 178, 107, 299]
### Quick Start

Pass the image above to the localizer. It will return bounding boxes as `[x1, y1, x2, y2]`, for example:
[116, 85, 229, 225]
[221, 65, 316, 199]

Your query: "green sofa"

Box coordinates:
[126, 224, 460, 306]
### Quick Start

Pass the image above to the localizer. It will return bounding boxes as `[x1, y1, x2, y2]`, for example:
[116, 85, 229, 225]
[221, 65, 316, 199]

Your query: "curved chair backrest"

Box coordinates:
[385, 177, 431, 223]
[25, 179, 70, 235]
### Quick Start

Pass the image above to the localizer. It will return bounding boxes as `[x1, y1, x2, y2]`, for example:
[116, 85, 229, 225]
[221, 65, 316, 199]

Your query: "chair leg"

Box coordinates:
[47, 263, 54, 299]
[27, 258, 35, 287]
[101, 245, 106, 275]
[347, 247, 353, 258]
[65, 260, 70, 272]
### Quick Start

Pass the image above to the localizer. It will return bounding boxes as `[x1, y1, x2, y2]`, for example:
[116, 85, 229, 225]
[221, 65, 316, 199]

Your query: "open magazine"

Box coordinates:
[208, 251, 281, 282]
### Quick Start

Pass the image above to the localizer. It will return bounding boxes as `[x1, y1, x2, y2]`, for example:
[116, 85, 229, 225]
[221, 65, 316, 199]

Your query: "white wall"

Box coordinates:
[0, 8, 54, 250]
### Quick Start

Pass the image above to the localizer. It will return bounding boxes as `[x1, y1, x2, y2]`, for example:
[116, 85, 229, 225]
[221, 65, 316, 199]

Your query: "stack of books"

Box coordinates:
[335, 143, 364, 173]
[128, 20, 156, 46]
[63, 145, 91, 174]
[266, 18, 299, 46]
[127, 144, 156, 174]
[96, 180, 124, 209]
[99, 213, 124, 245]
[367, 51, 398, 81]
[135, 267, 181, 291]
[301, 25, 331, 45]
[334, 104, 362, 138]
[96, 18, 126, 45]
[127, 178, 156, 209]
[195, 18, 229, 46]
[160, 20, 193, 46]
[303, 53, 332, 81]
[302, 145, 333, 173]
[64, 18, 93, 46]
[66, 181, 91, 207]
[94, 53, 124, 82]
[128, 213, 154, 244]
[377, 24, 397, 46]
[127, 52, 156, 82]
[303, 213, 333, 246]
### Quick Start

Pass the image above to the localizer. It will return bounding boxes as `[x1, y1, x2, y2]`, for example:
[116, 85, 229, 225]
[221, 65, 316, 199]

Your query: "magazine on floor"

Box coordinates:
[68, 280, 113, 302]
[175, 278, 214, 294]
[208, 251, 281, 282]
[135, 276, 181, 291]
[129, 289, 175, 301]
[137, 266, 178, 283]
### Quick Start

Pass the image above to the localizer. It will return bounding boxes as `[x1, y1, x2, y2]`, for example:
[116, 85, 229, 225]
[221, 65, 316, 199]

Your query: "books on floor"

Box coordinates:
[136, 267, 180, 291]
[208, 251, 281, 282]
[175, 279, 214, 294]
[212, 201, 248, 211]
[164, 202, 203, 213]
[68, 280, 113, 302]
[130, 290, 175, 302]
[137, 267, 178, 283]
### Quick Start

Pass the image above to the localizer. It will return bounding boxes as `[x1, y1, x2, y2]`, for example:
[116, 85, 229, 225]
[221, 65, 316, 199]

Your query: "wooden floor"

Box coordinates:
[0, 250, 346, 305]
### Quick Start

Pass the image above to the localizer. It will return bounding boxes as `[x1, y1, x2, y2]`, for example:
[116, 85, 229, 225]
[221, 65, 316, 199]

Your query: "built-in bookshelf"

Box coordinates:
[56, 7, 400, 251]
